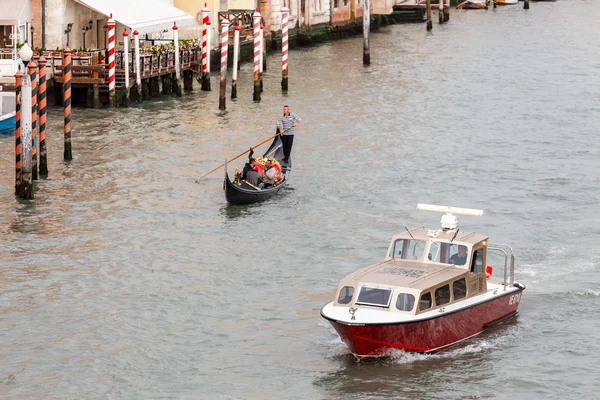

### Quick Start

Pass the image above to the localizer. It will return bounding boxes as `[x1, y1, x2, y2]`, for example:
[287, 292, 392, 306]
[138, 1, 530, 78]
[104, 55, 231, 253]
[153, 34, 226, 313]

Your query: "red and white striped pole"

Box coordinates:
[107, 13, 116, 107]
[201, 3, 210, 91]
[206, 20, 212, 74]
[252, 9, 261, 101]
[231, 21, 240, 100]
[219, 15, 230, 110]
[281, 2, 289, 92]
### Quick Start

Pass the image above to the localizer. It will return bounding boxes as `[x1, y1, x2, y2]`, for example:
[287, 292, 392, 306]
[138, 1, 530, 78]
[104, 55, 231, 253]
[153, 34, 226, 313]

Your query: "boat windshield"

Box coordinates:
[428, 242, 468, 265]
[389, 239, 426, 260]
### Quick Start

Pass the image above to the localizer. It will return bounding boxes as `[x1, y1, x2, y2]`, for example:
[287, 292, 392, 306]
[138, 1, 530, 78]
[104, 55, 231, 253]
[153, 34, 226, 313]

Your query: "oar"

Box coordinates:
[195, 131, 285, 183]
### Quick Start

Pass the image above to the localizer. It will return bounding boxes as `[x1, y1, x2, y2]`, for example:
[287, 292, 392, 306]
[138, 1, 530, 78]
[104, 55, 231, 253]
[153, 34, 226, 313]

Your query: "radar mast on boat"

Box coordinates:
[416, 204, 483, 231]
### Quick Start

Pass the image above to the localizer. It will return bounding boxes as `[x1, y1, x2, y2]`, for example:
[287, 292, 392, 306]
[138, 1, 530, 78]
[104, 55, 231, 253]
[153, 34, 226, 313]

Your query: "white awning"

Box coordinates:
[0, 0, 32, 25]
[73, 0, 196, 36]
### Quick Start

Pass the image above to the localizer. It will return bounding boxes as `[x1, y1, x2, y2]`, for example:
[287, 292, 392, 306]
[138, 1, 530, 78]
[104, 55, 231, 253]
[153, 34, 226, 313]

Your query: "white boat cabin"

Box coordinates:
[333, 205, 516, 316]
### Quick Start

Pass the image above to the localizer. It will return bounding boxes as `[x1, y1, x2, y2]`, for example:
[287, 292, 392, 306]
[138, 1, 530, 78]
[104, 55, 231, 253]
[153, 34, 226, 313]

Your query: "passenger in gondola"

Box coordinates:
[242, 149, 264, 186]
[258, 158, 279, 189]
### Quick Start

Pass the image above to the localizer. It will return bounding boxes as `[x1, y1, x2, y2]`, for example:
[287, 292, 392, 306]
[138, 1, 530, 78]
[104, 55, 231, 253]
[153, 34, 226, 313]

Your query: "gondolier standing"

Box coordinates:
[277, 105, 301, 164]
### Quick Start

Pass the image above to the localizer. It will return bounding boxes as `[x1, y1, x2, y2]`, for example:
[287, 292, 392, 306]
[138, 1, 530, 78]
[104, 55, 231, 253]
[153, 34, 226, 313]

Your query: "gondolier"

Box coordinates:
[276, 105, 301, 164]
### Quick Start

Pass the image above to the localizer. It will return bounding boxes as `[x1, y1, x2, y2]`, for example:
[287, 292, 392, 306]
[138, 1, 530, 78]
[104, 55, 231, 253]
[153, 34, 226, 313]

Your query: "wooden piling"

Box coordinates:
[444, 0, 450, 21]
[524, 0, 529, 9]
[14, 70, 23, 192]
[19, 72, 34, 199]
[253, 9, 261, 101]
[231, 22, 240, 99]
[426, 0, 433, 30]
[91, 53, 100, 108]
[439, 0, 443, 24]
[201, 4, 211, 91]
[281, 2, 289, 91]
[107, 14, 116, 107]
[38, 56, 48, 176]
[63, 48, 73, 161]
[123, 28, 130, 105]
[363, 0, 371, 65]
[28, 60, 38, 180]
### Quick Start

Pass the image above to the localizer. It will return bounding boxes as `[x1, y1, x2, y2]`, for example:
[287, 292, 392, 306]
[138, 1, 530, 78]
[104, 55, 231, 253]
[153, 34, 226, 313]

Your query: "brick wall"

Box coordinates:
[31, 0, 43, 47]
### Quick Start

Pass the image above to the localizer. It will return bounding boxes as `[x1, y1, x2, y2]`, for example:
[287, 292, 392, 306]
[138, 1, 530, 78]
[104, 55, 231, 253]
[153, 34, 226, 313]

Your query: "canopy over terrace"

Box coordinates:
[0, 0, 31, 26]
[73, 0, 196, 36]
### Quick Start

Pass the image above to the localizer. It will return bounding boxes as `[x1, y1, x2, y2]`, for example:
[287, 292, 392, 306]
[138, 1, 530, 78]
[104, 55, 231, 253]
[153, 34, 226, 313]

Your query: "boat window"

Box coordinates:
[356, 286, 393, 308]
[435, 284, 451, 306]
[453, 278, 467, 300]
[419, 292, 432, 311]
[395, 293, 415, 312]
[428, 242, 468, 265]
[337, 286, 354, 304]
[470, 248, 484, 275]
[389, 239, 426, 260]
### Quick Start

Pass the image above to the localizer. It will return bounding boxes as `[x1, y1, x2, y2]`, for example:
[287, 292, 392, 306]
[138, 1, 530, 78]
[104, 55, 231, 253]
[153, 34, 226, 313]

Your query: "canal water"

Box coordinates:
[1, 2, 599, 399]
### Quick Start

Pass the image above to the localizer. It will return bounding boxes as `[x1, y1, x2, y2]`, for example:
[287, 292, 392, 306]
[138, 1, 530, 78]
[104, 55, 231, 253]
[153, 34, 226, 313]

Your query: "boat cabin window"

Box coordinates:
[390, 239, 426, 260]
[453, 278, 467, 300]
[337, 286, 354, 304]
[435, 284, 451, 306]
[419, 292, 432, 311]
[395, 293, 415, 312]
[428, 242, 468, 266]
[471, 248, 484, 275]
[356, 286, 393, 308]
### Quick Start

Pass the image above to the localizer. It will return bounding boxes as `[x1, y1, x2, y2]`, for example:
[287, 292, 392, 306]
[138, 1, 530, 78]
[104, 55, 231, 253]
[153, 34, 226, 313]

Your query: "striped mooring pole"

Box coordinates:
[281, 2, 289, 92]
[259, 20, 264, 92]
[201, 4, 210, 91]
[231, 21, 240, 100]
[252, 8, 261, 101]
[63, 47, 73, 161]
[38, 56, 48, 175]
[19, 71, 34, 199]
[219, 15, 230, 110]
[107, 14, 116, 107]
[14, 70, 23, 192]
[28, 60, 38, 180]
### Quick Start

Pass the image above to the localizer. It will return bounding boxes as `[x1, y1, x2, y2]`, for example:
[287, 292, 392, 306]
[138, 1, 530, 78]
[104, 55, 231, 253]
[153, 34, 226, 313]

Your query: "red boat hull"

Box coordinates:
[324, 289, 523, 357]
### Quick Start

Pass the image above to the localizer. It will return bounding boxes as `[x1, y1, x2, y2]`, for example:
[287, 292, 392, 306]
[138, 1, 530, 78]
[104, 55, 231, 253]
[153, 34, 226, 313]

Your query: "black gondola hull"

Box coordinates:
[223, 136, 292, 205]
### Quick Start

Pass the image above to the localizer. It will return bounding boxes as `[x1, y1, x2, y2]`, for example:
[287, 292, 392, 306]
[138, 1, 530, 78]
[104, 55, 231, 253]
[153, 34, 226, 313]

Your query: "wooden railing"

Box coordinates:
[1, 47, 200, 88]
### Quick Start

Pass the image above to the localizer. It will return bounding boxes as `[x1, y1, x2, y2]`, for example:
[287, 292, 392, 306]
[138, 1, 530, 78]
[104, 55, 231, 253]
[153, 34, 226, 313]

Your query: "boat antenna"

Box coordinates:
[450, 228, 460, 242]
[405, 227, 415, 240]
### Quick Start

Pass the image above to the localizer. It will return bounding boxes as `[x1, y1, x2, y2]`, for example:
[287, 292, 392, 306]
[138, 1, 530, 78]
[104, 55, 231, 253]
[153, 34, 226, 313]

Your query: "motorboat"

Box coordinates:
[321, 204, 526, 358]
[0, 111, 15, 135]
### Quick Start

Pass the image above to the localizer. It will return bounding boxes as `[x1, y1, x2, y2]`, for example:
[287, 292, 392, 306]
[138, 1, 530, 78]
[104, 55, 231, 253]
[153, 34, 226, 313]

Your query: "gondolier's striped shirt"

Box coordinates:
[277, 113, 301, 136]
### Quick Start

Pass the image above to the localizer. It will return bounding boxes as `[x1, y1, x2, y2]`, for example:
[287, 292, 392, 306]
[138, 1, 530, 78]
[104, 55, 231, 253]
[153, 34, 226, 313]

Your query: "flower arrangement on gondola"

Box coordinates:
[233, 170, 243, 184]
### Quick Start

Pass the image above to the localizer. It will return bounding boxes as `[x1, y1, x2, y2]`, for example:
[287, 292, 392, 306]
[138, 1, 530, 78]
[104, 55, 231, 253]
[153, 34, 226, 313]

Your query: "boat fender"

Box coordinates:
[485, 265, 492, 279]
[513, 282, 526, 290]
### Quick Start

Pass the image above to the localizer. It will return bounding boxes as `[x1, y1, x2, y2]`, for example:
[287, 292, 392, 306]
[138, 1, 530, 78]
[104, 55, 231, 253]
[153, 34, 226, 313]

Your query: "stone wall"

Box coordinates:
[44, 0, 105, 50]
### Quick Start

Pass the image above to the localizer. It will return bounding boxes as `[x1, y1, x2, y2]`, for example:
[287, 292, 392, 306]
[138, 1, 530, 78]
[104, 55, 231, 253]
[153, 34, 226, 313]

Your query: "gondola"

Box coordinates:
[224, 135, 292, 205]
